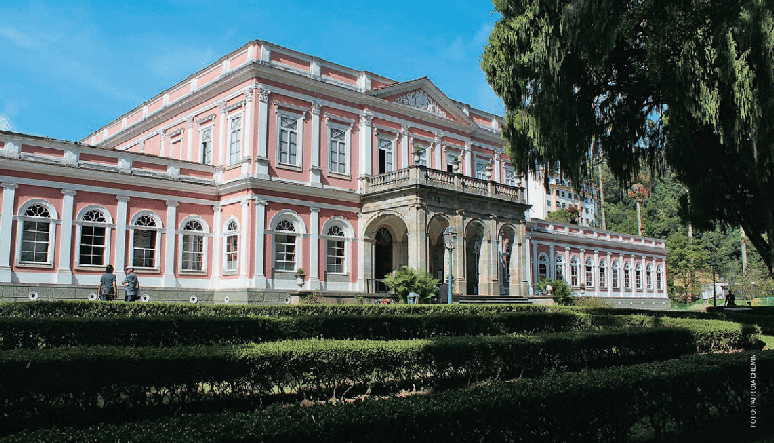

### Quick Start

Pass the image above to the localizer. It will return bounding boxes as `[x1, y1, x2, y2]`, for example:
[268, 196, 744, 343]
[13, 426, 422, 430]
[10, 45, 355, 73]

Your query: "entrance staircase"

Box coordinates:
[458, 295, 531, 304]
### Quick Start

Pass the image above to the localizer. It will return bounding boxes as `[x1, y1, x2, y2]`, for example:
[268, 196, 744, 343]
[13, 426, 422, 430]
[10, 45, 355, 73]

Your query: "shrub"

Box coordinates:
[382, 266, 439, 303]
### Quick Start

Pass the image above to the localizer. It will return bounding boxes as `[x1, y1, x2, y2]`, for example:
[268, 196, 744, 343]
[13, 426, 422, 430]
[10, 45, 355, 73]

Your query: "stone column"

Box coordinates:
[160, 130, 167, 157]
[163, 200, 178, 287]
[549, 244, 555, 280]
[186, 117, 194, 161]
[400, 125, 409, 169]
[408, 202, 428, 272]
[256, 86, 270, 179]
[253, 199, 267, 288]
[359, 213, 369, 292]
[211, 204, 222, 286]
[464, 139, 473, 177]
[242, 88, 253, 176]
[518, 223, 529, 296]
[434, 133, 442, 170]
[481, 215, 499, 296]
[593, 250, 599, 297]
[579, 249, 585, 290]
[0, 183, 17, 281]
[57, 189, 76, 284]
[358, 110, 373, 181]
[115, 196, 129, 281]
[509, 230, 521, 296]
[240, 199, 251, 282]
[310, 101, 322, 187]
[309, 207, 321, 290]
[218, 101, 227, 168]
[531, 242, 538, 290]
[494, 152, 501, 183]
[453, 209, 466, 296]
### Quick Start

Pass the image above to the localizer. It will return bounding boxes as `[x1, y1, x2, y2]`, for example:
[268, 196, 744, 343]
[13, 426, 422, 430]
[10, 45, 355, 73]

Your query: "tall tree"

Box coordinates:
[481, 0, 774, 275]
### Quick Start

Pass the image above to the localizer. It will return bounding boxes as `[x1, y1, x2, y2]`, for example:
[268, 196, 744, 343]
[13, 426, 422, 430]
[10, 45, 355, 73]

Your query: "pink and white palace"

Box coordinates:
[0, 40, 668, 308]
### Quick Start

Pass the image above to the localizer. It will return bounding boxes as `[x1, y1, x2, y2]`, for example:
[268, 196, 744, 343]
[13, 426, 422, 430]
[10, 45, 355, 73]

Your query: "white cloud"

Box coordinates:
[0, 115, 11, 131]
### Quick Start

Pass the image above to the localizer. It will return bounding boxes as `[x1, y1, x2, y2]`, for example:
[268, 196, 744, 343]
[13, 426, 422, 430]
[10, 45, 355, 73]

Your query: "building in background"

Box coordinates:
[526, 167, 599, 226]
[0, 40, 666, 308]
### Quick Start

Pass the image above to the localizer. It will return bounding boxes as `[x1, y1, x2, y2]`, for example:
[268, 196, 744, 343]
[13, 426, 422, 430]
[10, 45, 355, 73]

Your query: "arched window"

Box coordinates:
[224, 219, 239, 273]
[599, 259, 607, 289]
[326, 225, 346, 273]
[635, 262, 642, 289]
[646, 264, 653, 290]
[624, 262, 631, 289]
[585, 257, 594, 288]
[131, 213, 159, 269]
[180, 219, 206, 272]
[554, 254, 565, 281]
[657, 265, 663, 290]
[612, 260, 620, 289]
[18, 202, 55, 265]
[77, 207, 110, 267]
[274, 219, 297, 272]
[570, 256, 579, 286]
[538, 253, 548, 280]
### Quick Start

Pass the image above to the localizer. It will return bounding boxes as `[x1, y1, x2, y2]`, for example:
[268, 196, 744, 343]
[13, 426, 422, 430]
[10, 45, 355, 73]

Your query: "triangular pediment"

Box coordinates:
[369, 78, 475, 126]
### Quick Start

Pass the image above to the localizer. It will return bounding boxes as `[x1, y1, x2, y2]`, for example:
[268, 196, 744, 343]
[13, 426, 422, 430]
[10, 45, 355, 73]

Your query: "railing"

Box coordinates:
[366, 278, 391, 293]
[362, 166, 525, 203]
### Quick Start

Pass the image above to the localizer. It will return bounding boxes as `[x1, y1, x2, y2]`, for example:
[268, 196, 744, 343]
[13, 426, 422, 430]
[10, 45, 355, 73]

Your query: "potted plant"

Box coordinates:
[451, 155, 461, 172]
[295, 268, 305, 287]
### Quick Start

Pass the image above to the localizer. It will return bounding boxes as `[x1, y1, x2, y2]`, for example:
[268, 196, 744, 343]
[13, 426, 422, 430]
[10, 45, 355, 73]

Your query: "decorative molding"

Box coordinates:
[197, 113, 216, 125]
[258, 86, 271, 103]
[311, 101, 321, 115]
[394, 90, 447, 118]
[168, 128, 184, 138]
[227, 100, 246, 113]
[273, 100, 308, 115]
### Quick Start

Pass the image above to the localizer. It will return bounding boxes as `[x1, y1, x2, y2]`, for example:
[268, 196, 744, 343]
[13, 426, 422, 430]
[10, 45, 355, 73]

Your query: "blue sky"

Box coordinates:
[0, 1, 503, 142]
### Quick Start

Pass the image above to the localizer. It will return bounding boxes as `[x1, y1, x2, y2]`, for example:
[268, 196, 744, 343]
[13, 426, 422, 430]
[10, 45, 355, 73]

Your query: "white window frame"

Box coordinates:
[475, 158, 490, 180]
[624, 262, 632, 289]
[16, 199, 58, 267]
[585, 257, 594, 288]
[646, 264, 653, 290]
[635, 262, 643, 289]
[322, 217, 354, 275]
[414, 144, 428, 167]
[276, 110, 304, 168]
[75, 205, 113, 269]
[270, 210, 306, 273]
[327, 121, 351, 176]
[223, 218, 240, 274]
[128, 211, 163, 271]
[657, 265, 663, 290]
[599, 259, 607, 289]
[538, 253, 548, 280]
[504, 165, 517, 186]
[570, 256, 580, 286]
[200, 125, 213, 165]
[377, 135, 395, 174]
[228, 113, 243, 166]
[612, 260, 620, 289]
[554, 254, 564, 281]
[178, 216, 209, 274]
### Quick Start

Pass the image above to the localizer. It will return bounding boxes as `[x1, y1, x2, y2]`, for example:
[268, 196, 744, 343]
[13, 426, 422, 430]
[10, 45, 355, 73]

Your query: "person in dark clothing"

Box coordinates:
[98, 264, 117, 301]
[725, 290, 736, 307]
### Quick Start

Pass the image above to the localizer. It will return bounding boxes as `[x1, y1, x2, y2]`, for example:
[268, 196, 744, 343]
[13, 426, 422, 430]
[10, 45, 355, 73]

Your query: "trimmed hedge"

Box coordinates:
[0, 312, 760, 351]
[0, 328, 706, 434]
[4, 351, 771, 443]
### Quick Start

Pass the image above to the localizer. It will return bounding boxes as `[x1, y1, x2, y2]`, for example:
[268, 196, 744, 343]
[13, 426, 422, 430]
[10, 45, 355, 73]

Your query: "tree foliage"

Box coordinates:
[482, 0, 774, 275]
[382, 266, 439, 303]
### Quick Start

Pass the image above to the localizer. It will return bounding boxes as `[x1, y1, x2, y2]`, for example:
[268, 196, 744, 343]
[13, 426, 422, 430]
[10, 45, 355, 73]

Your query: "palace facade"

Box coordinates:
[0, 40, 668, 308]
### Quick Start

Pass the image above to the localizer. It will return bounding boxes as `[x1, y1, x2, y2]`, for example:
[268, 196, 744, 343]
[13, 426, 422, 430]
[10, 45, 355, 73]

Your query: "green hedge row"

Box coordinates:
[0, 311, 760, 351]
[5, 351, 771, 443]
[0, 327, 710, 434]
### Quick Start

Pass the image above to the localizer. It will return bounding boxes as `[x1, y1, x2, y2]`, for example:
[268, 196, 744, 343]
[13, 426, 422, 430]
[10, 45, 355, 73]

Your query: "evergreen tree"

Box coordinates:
[482, 0, 774, 276]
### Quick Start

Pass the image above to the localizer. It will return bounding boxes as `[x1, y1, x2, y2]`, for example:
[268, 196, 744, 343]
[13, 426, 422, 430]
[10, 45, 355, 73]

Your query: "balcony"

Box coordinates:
[361, 165, 526, 204]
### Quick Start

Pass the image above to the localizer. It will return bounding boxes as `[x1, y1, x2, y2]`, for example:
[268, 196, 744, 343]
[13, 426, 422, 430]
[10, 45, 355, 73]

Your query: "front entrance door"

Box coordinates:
[374, 227, 393, 292]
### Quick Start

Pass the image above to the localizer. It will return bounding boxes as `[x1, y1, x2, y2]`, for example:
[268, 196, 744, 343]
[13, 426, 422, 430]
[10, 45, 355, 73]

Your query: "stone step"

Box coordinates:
[458, 296, 532, 304]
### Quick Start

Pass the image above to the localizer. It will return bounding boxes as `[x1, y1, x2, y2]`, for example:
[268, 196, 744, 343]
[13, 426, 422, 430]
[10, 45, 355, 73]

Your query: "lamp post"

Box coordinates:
[711, 261, 717, 307]
[443, 226, 457, 304]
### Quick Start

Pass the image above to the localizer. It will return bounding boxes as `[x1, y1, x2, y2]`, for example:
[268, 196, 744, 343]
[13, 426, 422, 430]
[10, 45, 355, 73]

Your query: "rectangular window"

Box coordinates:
[225, 234, 238, 272]
[599, 266, 607, 288]
[585, 264, 593, 287]
[329, 127, 347, 174]
[200, 127, 212, 164]
[228, 115, 242, 165]
[132, 230, 156, 268]
[278, 116, 299, 166]
[275, 233, 296, 271]
[181, 234, 204, 271]
[612, 268, 619, 289]
[79, 225, 106, 266]
[21, 220, 49, 263]
[378, 138, 393, 174]
[327, 239, 345, 273]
